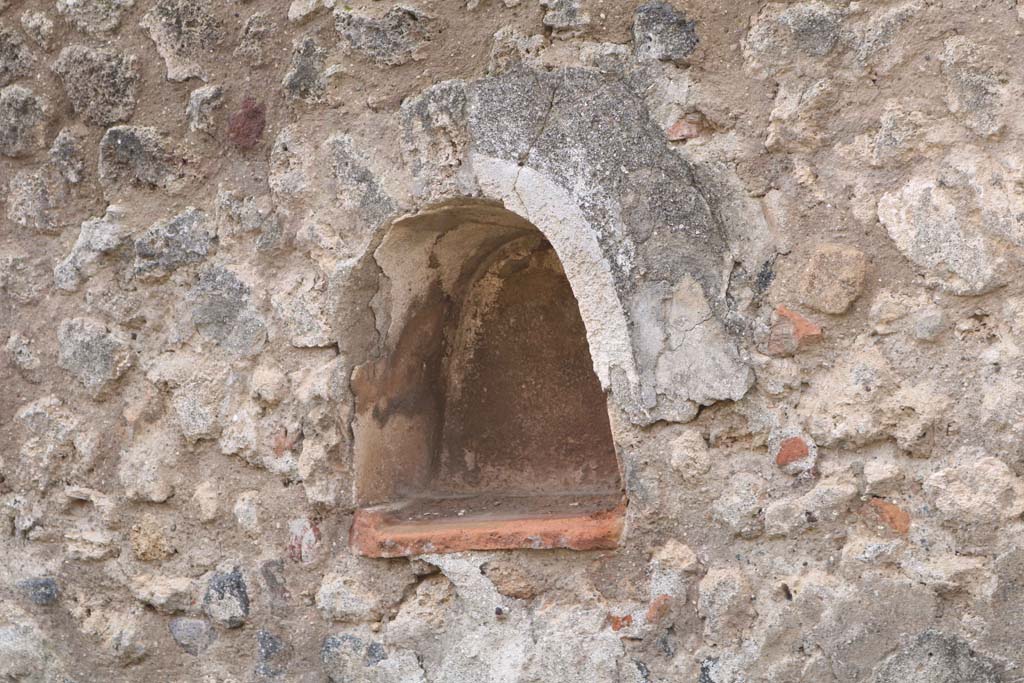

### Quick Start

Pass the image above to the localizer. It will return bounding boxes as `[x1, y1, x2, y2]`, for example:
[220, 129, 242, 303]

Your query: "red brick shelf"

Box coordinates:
[350, 493, 626, 558]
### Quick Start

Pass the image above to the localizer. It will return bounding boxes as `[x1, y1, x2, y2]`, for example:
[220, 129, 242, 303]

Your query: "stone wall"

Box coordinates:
[1, 0, 1023, 681]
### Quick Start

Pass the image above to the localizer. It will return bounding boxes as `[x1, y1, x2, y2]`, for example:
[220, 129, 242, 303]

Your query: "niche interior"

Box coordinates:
[349, 201, 625, 557]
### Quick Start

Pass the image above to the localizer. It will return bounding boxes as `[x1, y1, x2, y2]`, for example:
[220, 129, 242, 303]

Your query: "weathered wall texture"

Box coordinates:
[2, 0, 1023, 680]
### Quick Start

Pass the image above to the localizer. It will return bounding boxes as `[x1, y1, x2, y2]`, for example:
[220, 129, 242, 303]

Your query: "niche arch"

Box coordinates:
[349, 199, 628, 557]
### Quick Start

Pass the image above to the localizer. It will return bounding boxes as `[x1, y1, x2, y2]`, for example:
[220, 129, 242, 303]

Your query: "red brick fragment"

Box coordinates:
[867, 498, 911, 535]
[667, 112, 709, 141]
[607, 613, 633, 631]
[765, 305, 823, 357]
[646, 594, 672, 623]
[227, 97, 266, 149]
[775, 436, 810, 468]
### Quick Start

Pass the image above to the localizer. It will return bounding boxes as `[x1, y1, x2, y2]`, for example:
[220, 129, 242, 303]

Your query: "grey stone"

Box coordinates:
[235, 11, 272, 67]
[0, 22, 33, 86]
[187, 266, 267, 356]
[203, 566, 250, 628]
[141, 0, 223, 81]
[255, 630, 292, 678]
[0, 253, 47, 303]
[17, 577, 59, 606]
[52, 45, 138, 126]
[541, 0, 589, 35]
[57, 0, 134, 34]
[133, 208, 214, 280]
[633, 2, 697, 64]
[57, 317, 132, 397]
[186, 84, 223, 133]
[49, 128, 86, 183]
[283, 36, 326, 102]
[0, 622, 52, 681]
[19, 11, 54, 51]
[870, 630, 999, 683]
[55, 207, 130, 291]
[169, 618, 215, 656]
[321, 634, 365, 682]
[98, 125, 176, 188]
[941, 36, 1006, 137]
[334, 6, 437, 67]
[778, 2, 844, 57]
[7, 168, 62, 234]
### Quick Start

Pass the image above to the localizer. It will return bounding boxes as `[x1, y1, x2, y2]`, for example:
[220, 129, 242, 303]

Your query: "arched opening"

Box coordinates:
[349, 201, 626, 557]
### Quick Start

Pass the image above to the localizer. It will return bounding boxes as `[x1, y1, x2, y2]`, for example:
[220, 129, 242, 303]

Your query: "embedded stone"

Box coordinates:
[57, 317, 132, 397]
[316, 560, 417, 622]
[941, 36, 1006, 137]
[54, 207, 130, 291]
[133, 207, 213, 280]
[186, 84, 223, 133]
[541, 0, 589, 35]
[203, 566, 250, 628]
[711, 473, 766, 539]
[49, 128, 86, 184]
[869, 630, 999, 683]
[924, 455, 1024, 525]
[118, 428, 179, 503]
[235, 12, 271, 67]
[0, 84, 46, 157]
[187, 265, 267, 356]
[0, 623, 52, 681]
[0, 23, 33, 86]
[16, 577, 59, 606]
[141, 0, 223, 81]
[130, 574, 194, 612]
[99, 125, 177, 188]
[52, 45, 138, 126]
[19, 11, 54, 51]
[7, 168, 62, 234]
[800, 243, 868, 314]
[283, 36, 326, 102]
[57, 0, 134, 34]
[169, 618, 216, 656]
[334, 6, 437, 67]
[633, 1, 698, 64]
[697, 568, 754, 644]
[255, 630, 292, 678]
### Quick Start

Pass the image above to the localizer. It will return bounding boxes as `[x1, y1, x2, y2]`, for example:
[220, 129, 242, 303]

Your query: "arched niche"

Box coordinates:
[350, 200, 626, 557]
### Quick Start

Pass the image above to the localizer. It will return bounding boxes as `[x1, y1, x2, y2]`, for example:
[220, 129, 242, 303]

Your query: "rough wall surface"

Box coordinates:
[2, 0, 1023, 681]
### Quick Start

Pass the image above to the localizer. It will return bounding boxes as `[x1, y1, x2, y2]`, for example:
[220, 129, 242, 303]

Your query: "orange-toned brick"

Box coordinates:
[775, 436, 810, 468]
[607, 614, 633, 631]
[867, 498, 911, 535]
[646, 594, 672, 623]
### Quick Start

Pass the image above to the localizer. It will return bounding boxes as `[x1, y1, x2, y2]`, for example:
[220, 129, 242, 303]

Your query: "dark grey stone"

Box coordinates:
[335, 6, 436, 67]
[98, 126, 175, 189]
[17, 578, 59, 606]
[52, 46, 138, 126]
[133, 208, 213, 280]
[633, 2, 698, 64]
[203, 566, 250, 628]
[255, 630, 291, 678]
[0, 85, 46, 158]
[283, 36, 325, 102]
[0, 23, 34, 87]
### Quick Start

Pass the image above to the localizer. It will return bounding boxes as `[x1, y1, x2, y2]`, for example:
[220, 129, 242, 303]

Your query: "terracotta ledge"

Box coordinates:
[350, 493, 626, 558]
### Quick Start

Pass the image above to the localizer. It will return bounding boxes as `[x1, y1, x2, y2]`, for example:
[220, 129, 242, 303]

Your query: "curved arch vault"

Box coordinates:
[349, 201, 626, 557]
